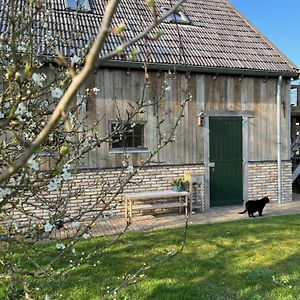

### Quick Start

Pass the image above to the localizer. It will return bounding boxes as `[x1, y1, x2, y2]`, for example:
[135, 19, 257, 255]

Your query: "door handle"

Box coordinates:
[208, 162, 215, 167]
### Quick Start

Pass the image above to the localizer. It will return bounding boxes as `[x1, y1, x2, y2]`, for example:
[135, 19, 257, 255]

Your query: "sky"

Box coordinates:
[229, 0, 300, 68]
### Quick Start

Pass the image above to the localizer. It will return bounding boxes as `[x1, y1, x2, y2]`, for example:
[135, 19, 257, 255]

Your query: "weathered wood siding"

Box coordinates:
[80, 68, 290, 168]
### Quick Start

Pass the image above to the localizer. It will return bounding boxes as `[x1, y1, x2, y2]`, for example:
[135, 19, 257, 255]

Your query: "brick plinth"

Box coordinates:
[248, 161, 292, 203]
[5, 161, 292, 225]
[7, 165, 204, 224]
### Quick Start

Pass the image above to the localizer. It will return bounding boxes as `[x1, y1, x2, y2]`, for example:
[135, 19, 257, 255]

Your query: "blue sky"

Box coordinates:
[229, 0, 300, 68]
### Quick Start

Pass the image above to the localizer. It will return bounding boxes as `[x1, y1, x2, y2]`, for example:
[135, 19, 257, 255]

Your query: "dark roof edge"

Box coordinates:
[102, 60, 299, 79]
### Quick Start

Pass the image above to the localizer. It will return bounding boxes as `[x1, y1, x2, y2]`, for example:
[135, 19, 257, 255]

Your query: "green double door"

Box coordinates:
[209, 117, 243, 207]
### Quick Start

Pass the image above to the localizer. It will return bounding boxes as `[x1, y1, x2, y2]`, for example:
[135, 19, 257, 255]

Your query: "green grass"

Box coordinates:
[2, 214, 300, 299]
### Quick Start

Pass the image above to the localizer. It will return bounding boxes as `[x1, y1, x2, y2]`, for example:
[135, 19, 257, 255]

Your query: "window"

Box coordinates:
[162, 7, 190, 24]
[110, 122, 148, 153]
[65, 0, 91, 11]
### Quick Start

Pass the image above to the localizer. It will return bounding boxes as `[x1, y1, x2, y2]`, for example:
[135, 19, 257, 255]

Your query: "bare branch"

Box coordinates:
[0, 0, 187, 183]
[0, 0, 120, 183]
[98, 0, 187, 64]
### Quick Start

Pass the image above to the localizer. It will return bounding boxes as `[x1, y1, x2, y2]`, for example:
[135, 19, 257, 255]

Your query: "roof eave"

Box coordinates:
[102, 60, 299, 79]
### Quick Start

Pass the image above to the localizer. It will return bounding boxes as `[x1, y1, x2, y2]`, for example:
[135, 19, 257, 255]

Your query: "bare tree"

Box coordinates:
[0, 0, 190, 298]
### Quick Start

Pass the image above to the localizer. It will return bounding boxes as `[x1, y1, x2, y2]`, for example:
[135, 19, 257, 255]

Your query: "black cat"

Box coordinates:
[239, 196, 270, 218]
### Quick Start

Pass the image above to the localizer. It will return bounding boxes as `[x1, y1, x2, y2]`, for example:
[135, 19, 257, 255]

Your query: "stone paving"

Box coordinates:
[89, 198, 300, 238]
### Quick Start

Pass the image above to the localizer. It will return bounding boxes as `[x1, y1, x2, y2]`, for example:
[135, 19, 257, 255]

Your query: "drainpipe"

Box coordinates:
[277, 76, 283, 204]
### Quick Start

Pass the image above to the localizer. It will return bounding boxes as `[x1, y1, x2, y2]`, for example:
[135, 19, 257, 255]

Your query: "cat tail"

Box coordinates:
[238, 209, 247, 214]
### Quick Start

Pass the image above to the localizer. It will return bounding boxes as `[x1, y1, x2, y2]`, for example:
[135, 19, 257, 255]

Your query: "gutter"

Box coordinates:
[277, 76, 283, 204]
[102, 60, 299, 79]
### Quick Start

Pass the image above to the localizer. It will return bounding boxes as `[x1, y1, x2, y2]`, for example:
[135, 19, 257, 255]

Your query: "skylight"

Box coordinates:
[65, 0, 91, 11]
[162, 7, 190, 24]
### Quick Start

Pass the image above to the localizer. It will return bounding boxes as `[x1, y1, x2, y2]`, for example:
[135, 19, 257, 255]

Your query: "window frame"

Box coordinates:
[108, 121, 148, 154]
[65, 0, 91, 11]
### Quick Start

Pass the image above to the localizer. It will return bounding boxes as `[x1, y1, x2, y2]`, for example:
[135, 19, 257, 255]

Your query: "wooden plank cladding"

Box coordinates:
[78, 68, 290, 168]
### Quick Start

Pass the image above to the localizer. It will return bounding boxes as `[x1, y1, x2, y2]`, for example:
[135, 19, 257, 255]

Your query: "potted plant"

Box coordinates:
[170, 177, 188, 192]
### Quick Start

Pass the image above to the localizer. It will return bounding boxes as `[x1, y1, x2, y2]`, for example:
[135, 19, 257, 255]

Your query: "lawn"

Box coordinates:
[1, 214, 300, 300]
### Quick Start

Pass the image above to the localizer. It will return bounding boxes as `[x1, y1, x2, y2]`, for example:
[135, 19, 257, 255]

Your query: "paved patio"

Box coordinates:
[88, 198, 300, 238]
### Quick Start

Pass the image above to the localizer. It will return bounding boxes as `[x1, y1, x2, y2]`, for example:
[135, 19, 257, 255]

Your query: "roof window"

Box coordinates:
[162, 7, 190, 24]
[65, 0, 91, 11]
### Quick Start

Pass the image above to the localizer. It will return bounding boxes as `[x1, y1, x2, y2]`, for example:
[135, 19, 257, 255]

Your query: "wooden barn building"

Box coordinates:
[2, 0, 299, 218]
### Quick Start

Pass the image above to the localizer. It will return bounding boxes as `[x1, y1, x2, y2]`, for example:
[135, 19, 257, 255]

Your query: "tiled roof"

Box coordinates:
[0, 0, 298, 75]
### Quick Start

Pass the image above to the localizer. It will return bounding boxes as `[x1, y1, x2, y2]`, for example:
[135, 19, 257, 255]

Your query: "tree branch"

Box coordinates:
[0, 0, 187, 185]
[0, 0, 120, 183]
[97, 0, 187, 65]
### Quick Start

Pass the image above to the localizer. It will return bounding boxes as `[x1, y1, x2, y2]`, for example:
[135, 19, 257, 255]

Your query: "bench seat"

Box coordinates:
[122, 190, 189, 218]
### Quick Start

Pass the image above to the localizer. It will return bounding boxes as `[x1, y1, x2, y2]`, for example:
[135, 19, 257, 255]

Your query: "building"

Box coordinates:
[1, 0, 299, 220]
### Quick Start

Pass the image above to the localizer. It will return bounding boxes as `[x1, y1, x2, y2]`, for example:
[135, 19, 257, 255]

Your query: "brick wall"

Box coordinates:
[248, 161, 292, 203]
[7, 161, 292, 224]
[8, 165, 204, 224]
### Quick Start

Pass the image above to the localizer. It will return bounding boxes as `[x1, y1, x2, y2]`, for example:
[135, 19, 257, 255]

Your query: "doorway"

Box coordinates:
[209, 117, 243, 207]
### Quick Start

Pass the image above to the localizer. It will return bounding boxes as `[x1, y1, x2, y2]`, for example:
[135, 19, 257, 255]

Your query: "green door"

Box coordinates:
[209, 117, 243, 207]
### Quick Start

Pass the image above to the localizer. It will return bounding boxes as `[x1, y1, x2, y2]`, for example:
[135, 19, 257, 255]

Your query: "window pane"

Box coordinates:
[162, 7, 190, 24]
[111, 123, 144, 149]
[134, 125, 142, 137]
[112, 136, 124, 148]
[67, 0, 88, 10]
[125, 136, 134, 148]
[171, 13, 181, 22]
[67, 0, 78, 9]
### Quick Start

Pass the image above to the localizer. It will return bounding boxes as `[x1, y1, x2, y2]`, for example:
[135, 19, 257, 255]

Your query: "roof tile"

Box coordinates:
[0, 0, 298, 74]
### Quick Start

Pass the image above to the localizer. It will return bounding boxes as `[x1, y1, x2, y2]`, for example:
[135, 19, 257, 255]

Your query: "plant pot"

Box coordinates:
[172, 185, 185, 192]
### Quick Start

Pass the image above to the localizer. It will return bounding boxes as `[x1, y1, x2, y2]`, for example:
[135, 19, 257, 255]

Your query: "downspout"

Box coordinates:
[277, 76, 283, 204]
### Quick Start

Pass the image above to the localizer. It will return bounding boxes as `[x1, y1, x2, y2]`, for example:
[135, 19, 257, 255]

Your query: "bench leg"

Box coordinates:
[124, 198, 128, 219]
[185, 195, 188, 216]
[129, 200, 133, 219]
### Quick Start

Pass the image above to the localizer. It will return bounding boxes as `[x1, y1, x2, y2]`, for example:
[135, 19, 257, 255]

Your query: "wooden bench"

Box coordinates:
[122, 190, 189, 219]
